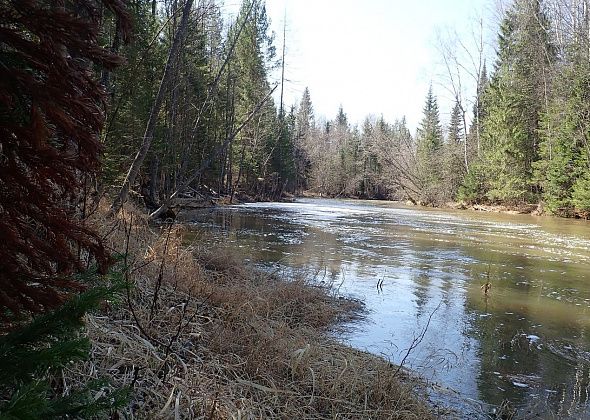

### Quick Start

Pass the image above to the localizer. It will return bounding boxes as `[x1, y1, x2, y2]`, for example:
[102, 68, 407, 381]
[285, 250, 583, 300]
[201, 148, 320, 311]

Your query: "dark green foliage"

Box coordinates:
[457, 163, 487, 204]
[444, 100, 467, 199]
[102, 3, 165, 186]
[272, 108, 297, 192]
[417, 86, 443, 156]
[293, 88, 314, 191]
[480, 74, 533, 203]
[221, 0, 282, 197]
[416, 86, 444, 203]
[0, 271, 128, 419]
[95, 0, 590, 216]
[472, 0, 555, 204]
[572, 174, 590, 213]
[536, 43, 590, 216]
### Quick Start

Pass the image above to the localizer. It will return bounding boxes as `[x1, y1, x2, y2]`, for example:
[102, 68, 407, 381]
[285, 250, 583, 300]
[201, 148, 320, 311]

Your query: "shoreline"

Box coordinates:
[171, 190, 544, 218]
[66, 200, 438, 418]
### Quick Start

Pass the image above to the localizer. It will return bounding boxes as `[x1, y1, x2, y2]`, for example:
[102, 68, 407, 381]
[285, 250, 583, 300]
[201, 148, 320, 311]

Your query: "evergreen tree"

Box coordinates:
[336, 105, 348, 128]
[536, 41, 590, 215]
[331, 106, 352, 195]
[272, 107, 297, 195]
[444, 100, 467, 199]
[296, 87, 314, 140]
[0, 0, 129, 314]
[469, 62, 488, 158]
[476, 0, 555, 204]
[0, 271, 128, 418]
[416, 86, 443, 203]
[293, 87, 314, 191]
[448, 100, 464, 145]
[230, 0, 280, 196]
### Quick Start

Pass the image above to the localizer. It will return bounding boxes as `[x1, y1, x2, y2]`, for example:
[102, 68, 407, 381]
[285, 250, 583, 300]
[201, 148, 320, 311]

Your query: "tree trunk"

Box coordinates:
[149, 85, 277, 219]
[110, 0, 194, 215]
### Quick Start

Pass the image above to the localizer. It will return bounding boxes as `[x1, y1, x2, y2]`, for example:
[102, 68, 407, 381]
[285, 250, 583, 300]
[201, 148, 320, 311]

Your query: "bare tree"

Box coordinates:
[435, 13, 488, 164]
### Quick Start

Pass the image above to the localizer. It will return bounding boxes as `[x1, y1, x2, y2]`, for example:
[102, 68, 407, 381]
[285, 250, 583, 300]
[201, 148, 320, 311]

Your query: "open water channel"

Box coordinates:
[181, 198, 590, 418]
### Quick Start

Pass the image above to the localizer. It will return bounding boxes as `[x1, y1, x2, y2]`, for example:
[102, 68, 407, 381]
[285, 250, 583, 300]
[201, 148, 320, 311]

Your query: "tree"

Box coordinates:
[227, 0, 281, 198]
[416, 86, 444, 203]
[0, 1, 129, 414]
[111, 0, 195, 214]
[0, 0, 129, 314]
[293, 87, 314, 191]
[469, 62, 488, 158]
[444, 99, 467, 199]
[375, 117, 420, 201]
[536, 7, 590, 216]
[476, 0, 555, 204]
[0, 278, 128, 417]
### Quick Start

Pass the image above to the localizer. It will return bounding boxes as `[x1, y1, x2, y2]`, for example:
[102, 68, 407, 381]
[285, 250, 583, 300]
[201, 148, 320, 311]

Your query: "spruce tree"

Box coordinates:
[230, 0, 280, 194]
[0, 267, 128, 418]
[536, 43, 590, 215]
[444, 100, 467, 199]
[477, 0, 555, 204]
[416, 86, 443, 203]
[469, 62, 488, 158]
[293, 88, 314, 191]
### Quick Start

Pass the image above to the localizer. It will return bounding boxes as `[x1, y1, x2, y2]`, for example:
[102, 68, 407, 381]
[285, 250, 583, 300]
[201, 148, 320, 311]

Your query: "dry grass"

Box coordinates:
[62, 200, 433, 419]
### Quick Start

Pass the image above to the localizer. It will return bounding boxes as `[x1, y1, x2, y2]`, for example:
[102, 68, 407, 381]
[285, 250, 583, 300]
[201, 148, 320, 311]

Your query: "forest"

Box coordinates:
[96, 0, 590, 218]
[2, 0, 590, 418]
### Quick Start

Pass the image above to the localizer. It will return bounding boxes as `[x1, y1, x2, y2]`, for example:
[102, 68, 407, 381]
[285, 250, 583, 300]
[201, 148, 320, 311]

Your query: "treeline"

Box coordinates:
[292, 0, 590, 217]
[101, 0, 590, 218]
[463, 0, 590, 217]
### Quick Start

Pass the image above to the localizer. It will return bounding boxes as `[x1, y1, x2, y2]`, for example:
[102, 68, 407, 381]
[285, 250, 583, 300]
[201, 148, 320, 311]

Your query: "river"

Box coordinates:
[180, 198, 590, 418]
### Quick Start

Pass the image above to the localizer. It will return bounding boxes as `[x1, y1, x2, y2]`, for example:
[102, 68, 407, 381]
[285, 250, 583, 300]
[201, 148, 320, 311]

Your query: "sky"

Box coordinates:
[222, 0, 500, 132]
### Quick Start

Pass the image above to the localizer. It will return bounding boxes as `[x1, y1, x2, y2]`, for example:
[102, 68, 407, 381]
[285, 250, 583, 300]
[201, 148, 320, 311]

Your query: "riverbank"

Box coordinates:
[298, 190, 549, 217]
[443, 201, 542, 216]
[63, 200, 434, 418]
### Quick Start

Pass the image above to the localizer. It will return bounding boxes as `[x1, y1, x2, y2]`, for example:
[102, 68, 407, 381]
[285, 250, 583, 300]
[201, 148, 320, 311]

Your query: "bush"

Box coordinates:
[0, 270, 128, 418]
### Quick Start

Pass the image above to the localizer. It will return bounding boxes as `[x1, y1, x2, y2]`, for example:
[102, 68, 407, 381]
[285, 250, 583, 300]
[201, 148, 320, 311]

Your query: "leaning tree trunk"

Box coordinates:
[149, 86, 277, 220]
[110, 0, 194, 215]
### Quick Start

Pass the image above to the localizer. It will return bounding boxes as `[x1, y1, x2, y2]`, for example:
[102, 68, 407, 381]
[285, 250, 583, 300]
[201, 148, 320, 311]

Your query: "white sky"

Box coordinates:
[222, 0, 499, 132]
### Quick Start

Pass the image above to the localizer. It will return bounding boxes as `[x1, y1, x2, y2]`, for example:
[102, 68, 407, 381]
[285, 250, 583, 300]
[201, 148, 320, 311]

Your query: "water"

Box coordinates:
[180, 198, 590, 418]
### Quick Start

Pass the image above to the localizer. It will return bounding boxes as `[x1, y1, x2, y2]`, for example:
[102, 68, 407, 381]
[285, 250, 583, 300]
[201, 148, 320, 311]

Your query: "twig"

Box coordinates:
[394, 300, 443, 377]
[149, 223, 174, 322]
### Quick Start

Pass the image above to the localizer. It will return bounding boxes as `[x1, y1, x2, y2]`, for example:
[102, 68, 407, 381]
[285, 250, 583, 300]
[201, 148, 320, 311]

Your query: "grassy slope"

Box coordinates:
[63, 200, 433, 419]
